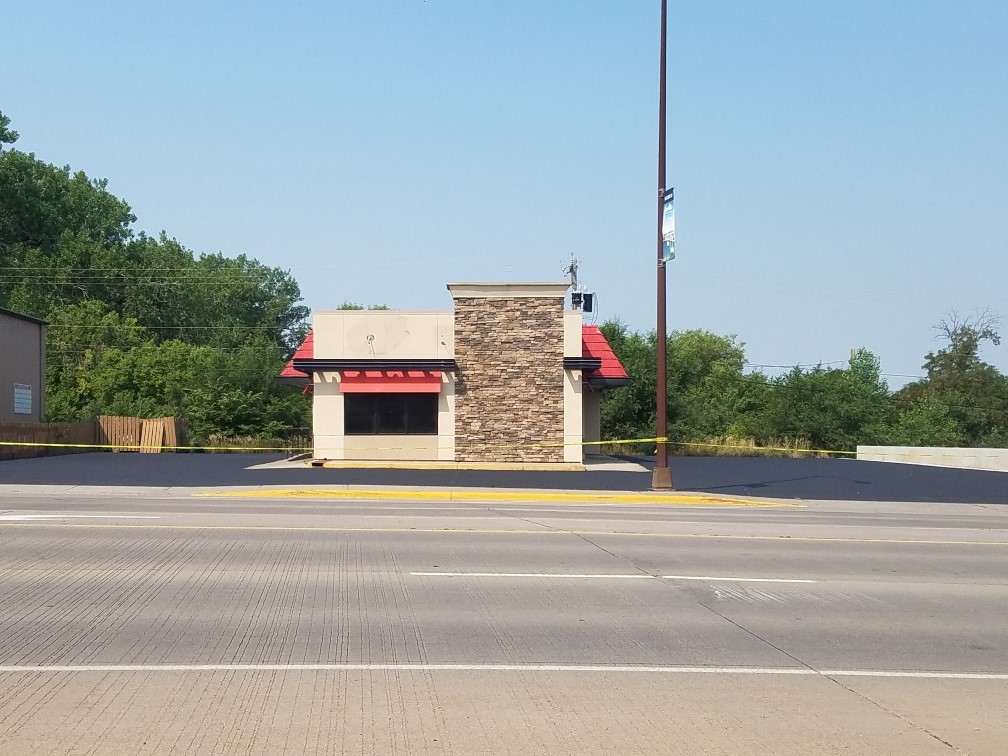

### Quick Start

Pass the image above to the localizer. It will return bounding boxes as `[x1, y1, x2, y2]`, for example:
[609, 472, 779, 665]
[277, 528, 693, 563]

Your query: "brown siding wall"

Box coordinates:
[0, 313, 45, 422]
[453, 296, 564, 462]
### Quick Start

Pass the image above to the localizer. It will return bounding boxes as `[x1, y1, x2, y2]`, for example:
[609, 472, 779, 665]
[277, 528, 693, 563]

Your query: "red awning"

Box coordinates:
[340, 370, 442, 393]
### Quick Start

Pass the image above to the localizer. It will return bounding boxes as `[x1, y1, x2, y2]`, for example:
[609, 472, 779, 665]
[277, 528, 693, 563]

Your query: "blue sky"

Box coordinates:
[4, 1, 1006, 384]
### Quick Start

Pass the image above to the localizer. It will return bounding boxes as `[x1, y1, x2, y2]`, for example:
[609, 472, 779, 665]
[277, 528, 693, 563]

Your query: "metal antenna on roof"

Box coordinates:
[565, 254, 596, 315]
[563, 254, 579, 292]
[565, 255, 582, 311]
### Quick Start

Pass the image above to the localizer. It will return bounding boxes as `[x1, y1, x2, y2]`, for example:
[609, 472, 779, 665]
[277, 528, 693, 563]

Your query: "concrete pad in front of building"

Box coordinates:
[318, 459, 587, 471]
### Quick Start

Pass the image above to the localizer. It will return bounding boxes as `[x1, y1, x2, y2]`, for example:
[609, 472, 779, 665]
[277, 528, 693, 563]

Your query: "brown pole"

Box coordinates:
[652, 0, 673, 489]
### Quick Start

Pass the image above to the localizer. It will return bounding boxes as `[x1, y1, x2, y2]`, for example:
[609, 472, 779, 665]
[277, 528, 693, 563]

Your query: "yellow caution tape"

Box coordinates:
[0, 436, 858, 456]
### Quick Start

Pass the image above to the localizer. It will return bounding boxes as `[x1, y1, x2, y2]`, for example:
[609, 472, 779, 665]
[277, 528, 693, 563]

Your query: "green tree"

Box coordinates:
[0, 148, 135, 287]
[667, 330, 750, 440]
[735, 350, 892, 451]
[337, 302, 391, 310]
[598, 320, 656, 444]
[886, 398, 965, 447]
[44, 301, 152, 421]
[895, 310, 1007, 446]
[0, 110, 17, 150]
[598, 322, 761, 448]
[1, 113, 312, 438]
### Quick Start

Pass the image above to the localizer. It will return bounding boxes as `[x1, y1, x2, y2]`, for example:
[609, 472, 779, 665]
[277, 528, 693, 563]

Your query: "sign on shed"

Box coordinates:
[13, 384, 32, 415]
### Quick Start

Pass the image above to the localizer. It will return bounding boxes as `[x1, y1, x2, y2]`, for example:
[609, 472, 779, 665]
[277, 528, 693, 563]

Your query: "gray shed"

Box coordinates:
[0, 307, 47, 422]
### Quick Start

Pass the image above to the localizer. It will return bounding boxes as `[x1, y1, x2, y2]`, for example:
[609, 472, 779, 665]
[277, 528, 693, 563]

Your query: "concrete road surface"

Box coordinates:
[0, 488, 1006, 754]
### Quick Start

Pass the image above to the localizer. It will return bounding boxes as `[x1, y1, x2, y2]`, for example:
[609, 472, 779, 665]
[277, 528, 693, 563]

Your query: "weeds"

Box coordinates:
[595, 436, 830, 458]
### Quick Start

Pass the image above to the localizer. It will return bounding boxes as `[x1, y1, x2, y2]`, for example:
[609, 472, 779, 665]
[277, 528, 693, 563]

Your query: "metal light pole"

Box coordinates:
[652, 0, 673, 490]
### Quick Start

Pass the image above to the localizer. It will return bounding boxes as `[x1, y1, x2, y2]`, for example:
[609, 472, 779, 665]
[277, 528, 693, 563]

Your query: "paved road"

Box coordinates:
[2, 452, 1008, 502]
[0, 489, 1006, 753]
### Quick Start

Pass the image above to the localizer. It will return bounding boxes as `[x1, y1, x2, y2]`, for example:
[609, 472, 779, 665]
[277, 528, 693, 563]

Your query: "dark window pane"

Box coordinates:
[377, 394, 407, 434]
[344, 394, 375, 434]
[406, 394, 438, 434]
[344, 392, 438, 435]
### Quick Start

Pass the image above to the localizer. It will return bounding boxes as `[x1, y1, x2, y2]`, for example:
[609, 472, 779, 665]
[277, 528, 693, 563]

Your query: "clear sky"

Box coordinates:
[4, 1, 1006, 385]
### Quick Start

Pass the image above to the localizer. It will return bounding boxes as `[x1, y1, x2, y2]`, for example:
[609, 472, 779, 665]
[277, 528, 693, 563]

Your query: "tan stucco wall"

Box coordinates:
[313, 311, 453, 360]
[344, 435, 439, 461]
[0, 313, 45, 422]
[311, 370, 455, 461]
[312, 372, 345, 459]
[582, 389, 601, 452]
[437, 376, 456, 461]
[563, 310, 582, 358]
[563, 369, 584, 463]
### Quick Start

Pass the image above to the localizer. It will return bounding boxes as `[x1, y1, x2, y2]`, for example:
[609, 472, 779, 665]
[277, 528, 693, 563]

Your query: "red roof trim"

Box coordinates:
[581, 325, 628, 381]
[279, 330, 314, 384]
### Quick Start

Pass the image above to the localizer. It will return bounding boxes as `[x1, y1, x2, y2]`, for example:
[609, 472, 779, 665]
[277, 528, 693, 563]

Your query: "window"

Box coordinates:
[344, 393, 438, 435]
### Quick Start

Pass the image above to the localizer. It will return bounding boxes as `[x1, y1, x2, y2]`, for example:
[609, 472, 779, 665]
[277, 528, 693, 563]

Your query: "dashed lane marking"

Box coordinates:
[410, 572, 818, 583]
[0, 514, 160, 521]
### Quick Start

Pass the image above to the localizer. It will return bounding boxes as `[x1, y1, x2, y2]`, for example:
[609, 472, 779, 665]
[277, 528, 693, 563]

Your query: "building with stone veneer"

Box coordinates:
[281, 282, 629, 465]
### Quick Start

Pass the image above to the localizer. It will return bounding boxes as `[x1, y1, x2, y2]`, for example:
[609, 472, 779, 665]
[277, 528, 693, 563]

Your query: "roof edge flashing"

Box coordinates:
[0, 307, 48, 326]
[293, 358, 459, 373]
[447, 282, 570, 299]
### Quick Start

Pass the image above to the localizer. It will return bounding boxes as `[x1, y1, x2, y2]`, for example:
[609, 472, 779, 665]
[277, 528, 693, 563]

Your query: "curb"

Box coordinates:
[195, 488, 797, 507]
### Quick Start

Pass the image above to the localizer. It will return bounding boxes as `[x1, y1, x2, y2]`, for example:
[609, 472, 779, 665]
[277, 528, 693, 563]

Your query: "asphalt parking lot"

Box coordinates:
[1, 451, 1007, 503]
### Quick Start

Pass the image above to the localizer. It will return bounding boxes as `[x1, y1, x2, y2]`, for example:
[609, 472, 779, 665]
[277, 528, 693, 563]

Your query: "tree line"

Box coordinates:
[3, 109, 1004, 452]
[1, 111, 311, 442]
[599, 310, 1007, 454]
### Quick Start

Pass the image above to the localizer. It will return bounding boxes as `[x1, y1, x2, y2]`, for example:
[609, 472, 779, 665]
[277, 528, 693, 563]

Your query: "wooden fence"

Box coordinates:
[1, 416, 188, 460]
[97, 415, 188, 453]
[0, 421, 97, 461]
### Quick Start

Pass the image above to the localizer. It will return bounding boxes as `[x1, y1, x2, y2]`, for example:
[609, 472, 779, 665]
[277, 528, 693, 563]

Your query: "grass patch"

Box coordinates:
[595, 436, 831, 458]
[201, 434, 312, 454]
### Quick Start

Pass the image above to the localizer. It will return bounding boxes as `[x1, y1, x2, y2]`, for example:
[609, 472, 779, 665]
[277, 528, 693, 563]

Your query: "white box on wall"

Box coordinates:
[13, 384, 32, 415]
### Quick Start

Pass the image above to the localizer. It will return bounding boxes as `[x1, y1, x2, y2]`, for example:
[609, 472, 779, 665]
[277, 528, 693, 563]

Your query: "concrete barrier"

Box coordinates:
[857, 446, 1008, 473]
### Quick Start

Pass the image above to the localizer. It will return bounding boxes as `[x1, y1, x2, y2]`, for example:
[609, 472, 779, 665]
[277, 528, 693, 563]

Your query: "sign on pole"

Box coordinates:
[661, 188, 675, 262]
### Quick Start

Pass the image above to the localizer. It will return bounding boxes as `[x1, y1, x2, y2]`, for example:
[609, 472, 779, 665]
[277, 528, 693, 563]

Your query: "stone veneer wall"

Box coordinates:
[453, 296, 565, 463]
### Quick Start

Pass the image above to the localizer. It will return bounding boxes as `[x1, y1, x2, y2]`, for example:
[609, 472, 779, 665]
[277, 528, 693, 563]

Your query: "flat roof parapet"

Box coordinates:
[446, 282, 570, 299]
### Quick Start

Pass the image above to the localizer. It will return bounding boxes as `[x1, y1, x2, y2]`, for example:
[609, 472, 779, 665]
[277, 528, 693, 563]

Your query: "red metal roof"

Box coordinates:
[279, 330, 314, 383]
[581, 325, 629, 381]
[279, 325, 628, 385]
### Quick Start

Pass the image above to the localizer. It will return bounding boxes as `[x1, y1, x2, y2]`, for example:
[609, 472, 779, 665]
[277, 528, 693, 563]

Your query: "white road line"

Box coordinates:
[0, 514, 161, 521]
[410, 572, 654, 579]
[0, 664, 1003, 680]
[662, 575, 818, 584]
[410, 572, 817, 584]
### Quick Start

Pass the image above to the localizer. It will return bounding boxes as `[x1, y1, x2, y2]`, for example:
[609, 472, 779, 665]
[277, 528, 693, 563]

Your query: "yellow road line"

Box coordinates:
[195, 488, 793, 507]
[1, 521, 1005, 545]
